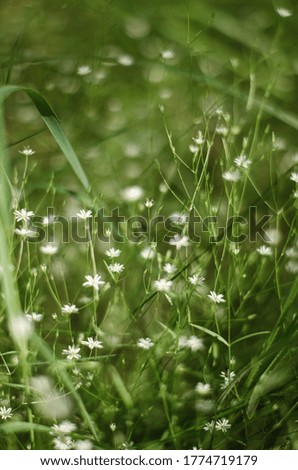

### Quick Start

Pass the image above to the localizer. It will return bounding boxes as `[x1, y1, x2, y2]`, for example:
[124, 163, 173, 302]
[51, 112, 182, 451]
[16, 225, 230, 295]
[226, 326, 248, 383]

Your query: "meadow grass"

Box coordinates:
[0, 0, 297, 450]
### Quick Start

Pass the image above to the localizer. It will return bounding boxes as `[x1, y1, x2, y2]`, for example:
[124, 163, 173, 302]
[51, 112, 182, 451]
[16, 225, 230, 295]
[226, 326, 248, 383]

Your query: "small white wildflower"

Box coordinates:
[186, 336, 204, 352]
[207, 291, 226, 304]
[203, 420, 215, 432]
[223, 170, 241, 182]
[189, 144, 199, 153]
[178, 335, 204, 352]
[26, 312, 43, 322]
[234, 155, 251, 169]
[76, 209, 92, 220]
[137, 337, 154, 350]
[117, 54, 134, 66]
[216, 125, 229, 136]
[75, 440, 93, 450]
[193, 130, 204, 145]
[52, 420, 77, 434]
[18, 146, 35, 157]
[188, 274, 205, 286]
[77, 65, 92, 76]
[122, 185, 144, 202]
[276, 7, 292, 17]
[81, 337, 103, 350]
[62, 345, 81, 361]
[215, 418, 231, 433]
[109, 263, 125, 273]
[290, 172, 298, 183]
[145, 198, 154, 208]
[14, 208, 35, 223]
[105, 247, 121, 258]
[53, 436, 75, 450]
[61, 304, 79, 315]
[42, 215, 54, 226]
[14, 227, 37, 238]
[0, 406, 13, 420]
[110, 422, 117, 432]
[169, 234, 189, 250]
[220, 370, 236, 389]
[163, 263, 177, 275]
[195, 382, 212, 396]
[154, 278, 173, 292]
[293, 190, 298, 198]
[40, 244, 58, 256]
[286, 260, 298, 274]
[161, 49, 175, 60]
[256, 245, 272, 256]
[140, 246, 155, 259]
[83, 274, 105, 290]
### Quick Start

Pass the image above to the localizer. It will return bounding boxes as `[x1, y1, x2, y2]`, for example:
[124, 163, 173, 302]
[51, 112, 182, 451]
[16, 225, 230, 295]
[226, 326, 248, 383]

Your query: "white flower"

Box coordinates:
[193, 130, 204, 145]
[145, 198, 154, 208]
[178, 335, 204, 352]
[83, 274, 105, 290]
[215, 418, 231, 433]
[220, 370, 236, 389]
[234, 155, 251, 169]
[75, 440, 93, 450]
[109, 263, 125, 273]
[293, 190, 298, 198]
[137, 337, 154, 350]
[77, 65, 92, 76]
[189, 144, 199, 153]
[0, 406, 13, 420]
[161, 49, 175, 59]
[195, 382, 212, 396]
[223, 170, 241, 182]
[290, 172, 298, 183]
[105, 247, 121, 258]
[110, 422, 117, 432]
[169, 234, 189, 250]
[14, 227, 37, 238]
[26, 312, 43, 322]
[76, 209, 92, 220]
[18, 146, 35, 157]
[40, 244, 58, 256]
[163, 263, 177, 275]
[51, 420, 77, 434]
[203, 420, 215, 432]
[14, 209, 35, 223]
[216, 125, 229, 136]
[207, 291, 226, 304]
[53, 436, 75, 450]
[276, 7, 292, 17]
[154, 278, 173, 292]
[61, 304, 79, 315]
[117, 54, 134, 66]
[140, 246, 155, 259]
[256, 245, 272, 256]
[188, 274, 205, 286]
[81, 337, 103, 350]
[62, 345, 81, 361]
[169, 212, 188, 225]
[121, 185, 144, 202]
[186, 335, 204, 352]
[42, 215, 54, 226]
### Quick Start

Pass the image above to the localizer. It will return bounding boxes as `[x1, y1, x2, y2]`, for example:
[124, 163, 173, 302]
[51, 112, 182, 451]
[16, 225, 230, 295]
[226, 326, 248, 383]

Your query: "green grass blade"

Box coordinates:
[0, 85, 90, 190]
